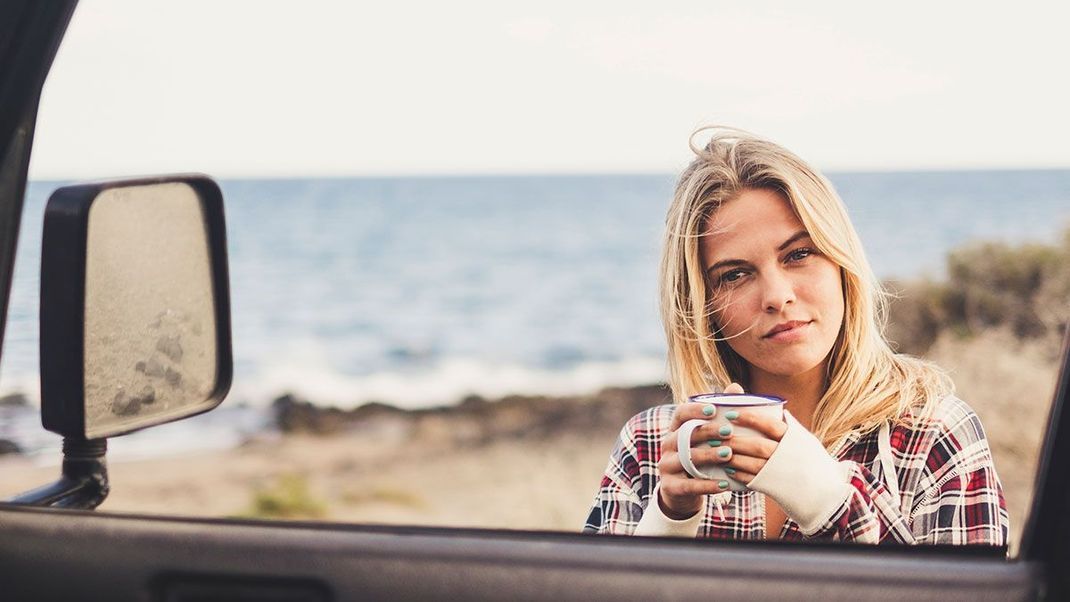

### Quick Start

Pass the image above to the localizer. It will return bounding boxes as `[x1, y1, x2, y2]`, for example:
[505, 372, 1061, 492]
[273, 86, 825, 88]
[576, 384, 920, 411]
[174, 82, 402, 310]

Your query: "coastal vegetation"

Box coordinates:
[886, 227, 1070, 357]
[243, 473, 327, 520]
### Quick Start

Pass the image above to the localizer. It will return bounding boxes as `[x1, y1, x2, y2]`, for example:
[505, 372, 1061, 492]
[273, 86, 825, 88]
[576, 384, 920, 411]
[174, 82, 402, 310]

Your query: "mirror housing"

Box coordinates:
[39, 175, 232, 439]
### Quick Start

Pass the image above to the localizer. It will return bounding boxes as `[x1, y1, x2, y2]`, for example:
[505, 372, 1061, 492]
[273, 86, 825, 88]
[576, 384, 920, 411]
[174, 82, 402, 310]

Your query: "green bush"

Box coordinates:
[944, 241, 1060, 337]
[885, 226, 1070, 355]
[884, 278, 951, 353]
[241, 474, 327, 520]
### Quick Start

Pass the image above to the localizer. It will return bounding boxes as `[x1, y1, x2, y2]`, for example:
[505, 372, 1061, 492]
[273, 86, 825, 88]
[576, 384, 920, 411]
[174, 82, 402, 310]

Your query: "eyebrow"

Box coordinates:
[777, 230, 812, 252]
[705, 230, 812, 277]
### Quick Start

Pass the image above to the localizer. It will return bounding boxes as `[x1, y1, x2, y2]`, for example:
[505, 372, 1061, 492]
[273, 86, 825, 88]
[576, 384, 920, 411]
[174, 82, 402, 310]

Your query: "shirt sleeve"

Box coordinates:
[582, 415, 647, 535]
[633, 484, 705, 536]
[583, 408, 670, 535]
[803, 406, 1009, 545]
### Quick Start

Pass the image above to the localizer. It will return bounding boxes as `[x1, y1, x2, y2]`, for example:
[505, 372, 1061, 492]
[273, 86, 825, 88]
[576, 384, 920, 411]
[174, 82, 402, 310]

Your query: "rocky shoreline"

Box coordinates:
[0, 393, 33, 455]
[0, 383, 674, 459]
[270, 383, 672, 448]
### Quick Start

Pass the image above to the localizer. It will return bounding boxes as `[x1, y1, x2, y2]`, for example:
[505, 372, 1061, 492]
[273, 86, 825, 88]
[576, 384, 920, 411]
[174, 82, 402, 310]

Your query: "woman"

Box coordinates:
[583, 127, 1008, 545]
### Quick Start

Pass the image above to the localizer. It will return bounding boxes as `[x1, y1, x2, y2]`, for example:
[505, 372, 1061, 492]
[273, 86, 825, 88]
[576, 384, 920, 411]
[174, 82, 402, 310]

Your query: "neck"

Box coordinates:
[747, 363, 827, 430]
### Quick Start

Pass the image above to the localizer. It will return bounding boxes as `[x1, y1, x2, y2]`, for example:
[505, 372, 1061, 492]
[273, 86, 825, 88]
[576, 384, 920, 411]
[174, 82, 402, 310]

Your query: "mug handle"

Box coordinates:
[677, 419, 716, 479]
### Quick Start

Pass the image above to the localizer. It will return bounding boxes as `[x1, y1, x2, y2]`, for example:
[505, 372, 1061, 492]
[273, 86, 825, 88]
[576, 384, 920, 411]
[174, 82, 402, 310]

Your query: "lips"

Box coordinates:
[763, 320, 812, 338]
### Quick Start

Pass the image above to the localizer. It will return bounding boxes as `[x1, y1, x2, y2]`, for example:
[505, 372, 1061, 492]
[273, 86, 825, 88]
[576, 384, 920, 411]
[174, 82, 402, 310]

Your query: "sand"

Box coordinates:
[0, 329, 1060, 554]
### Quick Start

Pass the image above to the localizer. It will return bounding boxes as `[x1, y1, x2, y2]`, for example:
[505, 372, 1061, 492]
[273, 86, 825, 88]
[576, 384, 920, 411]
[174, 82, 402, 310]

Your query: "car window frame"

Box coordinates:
[0, 1, 1067, 598]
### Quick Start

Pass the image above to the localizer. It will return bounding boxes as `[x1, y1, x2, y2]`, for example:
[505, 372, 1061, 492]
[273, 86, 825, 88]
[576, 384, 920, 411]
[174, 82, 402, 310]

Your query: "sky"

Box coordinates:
[27, 0, 1070, 179]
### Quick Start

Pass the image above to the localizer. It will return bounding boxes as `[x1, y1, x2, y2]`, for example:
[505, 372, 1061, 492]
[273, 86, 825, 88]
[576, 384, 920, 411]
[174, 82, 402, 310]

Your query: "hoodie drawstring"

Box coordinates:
[710, 491, 729, 521]
[877, 420, 901, 502]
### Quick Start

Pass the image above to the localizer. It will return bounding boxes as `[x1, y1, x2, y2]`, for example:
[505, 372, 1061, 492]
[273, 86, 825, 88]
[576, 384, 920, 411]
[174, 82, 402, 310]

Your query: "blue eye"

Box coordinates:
[787, 248, 813, 262]
[720, 269, 747, 284]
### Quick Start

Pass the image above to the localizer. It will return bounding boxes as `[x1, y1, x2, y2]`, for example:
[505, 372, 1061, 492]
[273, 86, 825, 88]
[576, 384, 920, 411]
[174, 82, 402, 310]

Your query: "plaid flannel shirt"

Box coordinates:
[583, 395, 1008, 545]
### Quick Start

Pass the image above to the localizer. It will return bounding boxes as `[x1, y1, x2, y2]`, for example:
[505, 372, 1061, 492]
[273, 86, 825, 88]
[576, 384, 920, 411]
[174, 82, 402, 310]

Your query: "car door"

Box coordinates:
[0, 2, 1063, 600]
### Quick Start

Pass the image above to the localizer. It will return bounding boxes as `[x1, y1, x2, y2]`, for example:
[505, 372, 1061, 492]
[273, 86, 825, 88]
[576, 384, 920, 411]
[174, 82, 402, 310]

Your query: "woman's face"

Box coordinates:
[699, 188, 845, 383]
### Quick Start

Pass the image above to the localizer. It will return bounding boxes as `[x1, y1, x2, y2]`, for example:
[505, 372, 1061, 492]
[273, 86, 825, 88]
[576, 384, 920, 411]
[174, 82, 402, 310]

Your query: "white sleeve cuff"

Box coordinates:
[633, 484, 705, 537]
[745, 410, 852, 534]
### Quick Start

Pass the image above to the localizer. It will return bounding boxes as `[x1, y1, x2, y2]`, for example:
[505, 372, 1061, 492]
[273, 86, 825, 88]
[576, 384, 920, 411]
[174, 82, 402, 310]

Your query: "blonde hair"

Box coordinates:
[660, 126, 951, 448]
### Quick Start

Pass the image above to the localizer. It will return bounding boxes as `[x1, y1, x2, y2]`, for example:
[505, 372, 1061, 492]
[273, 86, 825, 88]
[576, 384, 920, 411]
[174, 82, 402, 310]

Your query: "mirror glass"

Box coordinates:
[83, 182, 218, 439]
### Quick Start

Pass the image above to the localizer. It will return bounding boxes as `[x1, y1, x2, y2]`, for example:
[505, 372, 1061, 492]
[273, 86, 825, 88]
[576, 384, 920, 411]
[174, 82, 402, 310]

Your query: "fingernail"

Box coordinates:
[707, 439, 722, 447]
[718, 480, 729, 489]
[702, 404, 715, 416]
[719, 424, 732, 436]
[725, 410, 739, 421]
[725, 467, 737, 475]
[717, 447, 731, 458]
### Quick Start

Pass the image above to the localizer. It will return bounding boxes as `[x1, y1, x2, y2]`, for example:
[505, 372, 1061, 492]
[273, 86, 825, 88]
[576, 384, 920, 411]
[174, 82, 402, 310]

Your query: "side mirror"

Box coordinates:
[6, 175, 232, 508]
[40, 175, 232, 439]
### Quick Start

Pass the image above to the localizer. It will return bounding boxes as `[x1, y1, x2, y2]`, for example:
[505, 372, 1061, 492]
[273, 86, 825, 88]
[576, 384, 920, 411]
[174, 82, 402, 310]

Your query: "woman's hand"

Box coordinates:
[721, 403, 789, 485]
[656, 383, 743, 520]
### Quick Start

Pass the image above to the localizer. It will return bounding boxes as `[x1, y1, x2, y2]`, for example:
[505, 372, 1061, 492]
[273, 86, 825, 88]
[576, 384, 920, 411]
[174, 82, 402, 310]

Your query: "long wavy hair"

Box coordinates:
[660, 126, 951, 448]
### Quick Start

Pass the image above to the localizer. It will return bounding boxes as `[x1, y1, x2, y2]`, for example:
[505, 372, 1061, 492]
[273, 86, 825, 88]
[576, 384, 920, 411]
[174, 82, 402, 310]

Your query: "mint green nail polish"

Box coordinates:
[702, 404, 715, 416]
[725, 410, 739, 420]
[725, 467, 737, 475]
[717, 447, 730, 458]
[718, 480, 729, 489]
[707, 439, 722, 447]
[719, 425, 732, 436]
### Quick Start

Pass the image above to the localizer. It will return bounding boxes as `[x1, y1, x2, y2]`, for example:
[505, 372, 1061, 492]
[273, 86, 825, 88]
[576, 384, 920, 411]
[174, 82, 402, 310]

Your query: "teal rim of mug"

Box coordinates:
[687, 392, 786, 406]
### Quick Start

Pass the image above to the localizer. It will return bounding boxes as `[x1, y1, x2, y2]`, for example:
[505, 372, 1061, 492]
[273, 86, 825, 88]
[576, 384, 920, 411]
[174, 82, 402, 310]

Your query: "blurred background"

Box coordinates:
[0, 1, 1068, 554]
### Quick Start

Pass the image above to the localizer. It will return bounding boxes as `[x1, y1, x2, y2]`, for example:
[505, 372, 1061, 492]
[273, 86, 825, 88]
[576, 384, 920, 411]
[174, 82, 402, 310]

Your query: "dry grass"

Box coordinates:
[240, 473, 327, 520]
[926, 329, 1061, 553]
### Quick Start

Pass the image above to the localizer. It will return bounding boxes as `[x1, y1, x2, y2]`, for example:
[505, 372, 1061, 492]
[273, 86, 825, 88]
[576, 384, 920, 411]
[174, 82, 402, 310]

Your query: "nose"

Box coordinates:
[762, 268, 796, 314]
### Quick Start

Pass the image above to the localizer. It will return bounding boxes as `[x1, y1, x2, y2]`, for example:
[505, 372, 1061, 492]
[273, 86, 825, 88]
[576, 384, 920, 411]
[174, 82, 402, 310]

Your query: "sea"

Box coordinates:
[1, 170, 1068, 460]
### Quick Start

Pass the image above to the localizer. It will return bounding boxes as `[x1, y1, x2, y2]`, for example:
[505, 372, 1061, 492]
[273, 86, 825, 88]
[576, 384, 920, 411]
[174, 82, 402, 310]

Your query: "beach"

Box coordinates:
[0, 329, 1058, 553]
[1, 173, 1066, 554]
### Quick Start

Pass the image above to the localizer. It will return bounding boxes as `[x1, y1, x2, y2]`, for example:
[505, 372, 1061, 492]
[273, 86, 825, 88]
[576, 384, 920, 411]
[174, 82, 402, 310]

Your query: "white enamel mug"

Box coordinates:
[676, 393, 785, 491]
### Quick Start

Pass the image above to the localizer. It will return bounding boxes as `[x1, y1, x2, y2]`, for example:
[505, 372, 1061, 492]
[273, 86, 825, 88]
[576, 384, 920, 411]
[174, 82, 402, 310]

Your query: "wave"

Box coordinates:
[0, 355, 669, 410]
[230, 355, 668, 409]
[0, 355, 667, 459]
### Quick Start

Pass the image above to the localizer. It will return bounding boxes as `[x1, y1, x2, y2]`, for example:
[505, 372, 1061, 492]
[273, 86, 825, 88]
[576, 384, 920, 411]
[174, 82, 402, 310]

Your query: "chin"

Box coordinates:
[753, 354, 828, 379]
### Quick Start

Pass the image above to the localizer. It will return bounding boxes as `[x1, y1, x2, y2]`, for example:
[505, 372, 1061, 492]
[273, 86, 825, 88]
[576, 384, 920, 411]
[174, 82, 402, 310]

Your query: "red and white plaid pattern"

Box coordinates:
[583, 395, 1008, 545]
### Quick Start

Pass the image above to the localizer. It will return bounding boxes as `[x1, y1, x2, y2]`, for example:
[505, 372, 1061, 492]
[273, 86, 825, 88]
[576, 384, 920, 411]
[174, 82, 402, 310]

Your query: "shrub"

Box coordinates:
[884, 226, 1070, 355]
[242, 474, 327, 519]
